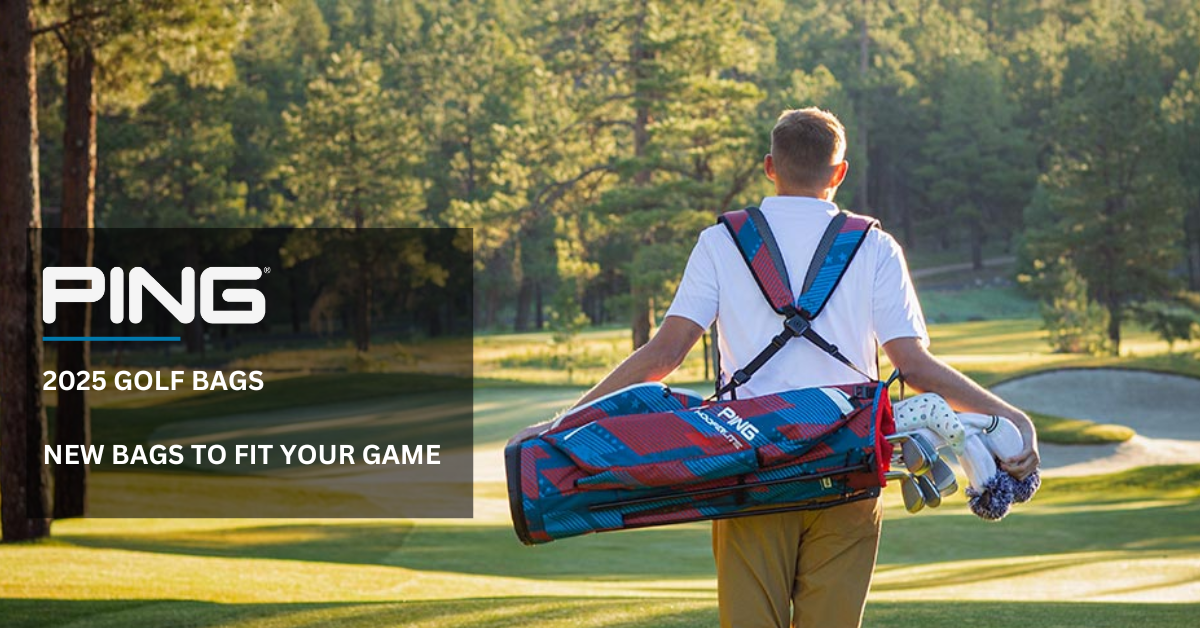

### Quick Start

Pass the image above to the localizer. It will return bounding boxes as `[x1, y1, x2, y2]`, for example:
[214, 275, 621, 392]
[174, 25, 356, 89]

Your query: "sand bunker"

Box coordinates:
[991, 368, 1200, 476]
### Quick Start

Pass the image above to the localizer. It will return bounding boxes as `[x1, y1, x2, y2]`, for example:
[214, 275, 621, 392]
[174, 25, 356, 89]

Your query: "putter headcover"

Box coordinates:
[892, 395, 1040, 521]
[958, 413, 1041, 520]
[892, 393, 968, 456]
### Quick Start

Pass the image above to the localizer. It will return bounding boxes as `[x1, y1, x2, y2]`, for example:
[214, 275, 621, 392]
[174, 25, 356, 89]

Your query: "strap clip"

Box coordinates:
[783, 315, 811, 338]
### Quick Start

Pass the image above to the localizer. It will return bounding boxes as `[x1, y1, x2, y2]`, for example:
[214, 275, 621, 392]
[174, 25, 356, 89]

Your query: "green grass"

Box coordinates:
[1, 599, 1197, 628]
[3, 465, 1198, 626]
[7, 311, 1199, 625]
[903, 241, 1011, 271]
[74, 372, 469, 447]
[1029, 411, 1135, 444]
[473, 317, 1199, 444]
[6, 371, 1200, 626]
[918, 286, 1039, 323]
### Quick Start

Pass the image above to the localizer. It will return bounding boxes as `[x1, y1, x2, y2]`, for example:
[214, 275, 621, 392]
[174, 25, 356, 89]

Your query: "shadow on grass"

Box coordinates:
[879, 499, 1200, 566]
[3, 598, 1200, 628]
[58, 522, 415, 567]
[58, 520, 718, 581]
[0, 598, 715, 628]
[471, 387, 584, 445]
[53, 490, 1200, 581]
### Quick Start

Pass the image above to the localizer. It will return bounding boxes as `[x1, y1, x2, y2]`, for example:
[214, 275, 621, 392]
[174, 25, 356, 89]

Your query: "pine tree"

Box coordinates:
[33, 0, 243, 517]
[282, 44, 423, 350]
[0, 0, 53, 542]
[915, 34, 1034, 269]
[548, 0, 770, 347]
[1023, 8, 1183, 354]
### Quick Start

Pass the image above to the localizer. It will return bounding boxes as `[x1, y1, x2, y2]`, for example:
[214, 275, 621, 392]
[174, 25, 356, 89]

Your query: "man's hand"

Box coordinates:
[884, 337, 1041, 479]
[999, 410, 1040, 481]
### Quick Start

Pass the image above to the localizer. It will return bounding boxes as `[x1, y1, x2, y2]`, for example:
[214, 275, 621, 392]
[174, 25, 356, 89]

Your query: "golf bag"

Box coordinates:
[506, 207, 896, 545]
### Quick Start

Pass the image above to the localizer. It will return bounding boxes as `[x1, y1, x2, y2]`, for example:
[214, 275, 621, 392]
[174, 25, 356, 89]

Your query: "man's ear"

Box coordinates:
[829, 161, 848, 188]
[764, 153, 776, 182]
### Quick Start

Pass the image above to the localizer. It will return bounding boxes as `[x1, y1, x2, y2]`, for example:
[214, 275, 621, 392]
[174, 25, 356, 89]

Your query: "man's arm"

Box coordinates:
[506, 316, 705, 444]
[572, 316, 706, 408]
[883, 337, 1040, 480]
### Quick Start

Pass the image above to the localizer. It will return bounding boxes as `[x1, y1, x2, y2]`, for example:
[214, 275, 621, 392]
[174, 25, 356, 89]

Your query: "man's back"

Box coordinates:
[665, 195, 928, 396]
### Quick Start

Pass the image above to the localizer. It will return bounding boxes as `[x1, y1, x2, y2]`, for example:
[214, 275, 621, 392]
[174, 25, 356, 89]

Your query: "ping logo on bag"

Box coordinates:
[693, 409, 745, 449]
[717, 407, 759, 441]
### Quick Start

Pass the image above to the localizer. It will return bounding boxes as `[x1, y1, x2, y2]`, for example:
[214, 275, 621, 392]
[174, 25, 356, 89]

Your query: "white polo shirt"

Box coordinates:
[664, 195, 929, 397]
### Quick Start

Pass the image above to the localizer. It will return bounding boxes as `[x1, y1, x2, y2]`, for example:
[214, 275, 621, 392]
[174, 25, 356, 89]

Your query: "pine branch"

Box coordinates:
[32, 9, 109, 37]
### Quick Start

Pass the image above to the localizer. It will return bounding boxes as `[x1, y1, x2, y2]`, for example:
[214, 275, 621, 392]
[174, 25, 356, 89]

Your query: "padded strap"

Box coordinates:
[747, 207, 794, 301]
[713, 207, 880, 400]
[718, 208, 794, 313]
[796, 213, 877, 318]
[801, 212, 848, 297]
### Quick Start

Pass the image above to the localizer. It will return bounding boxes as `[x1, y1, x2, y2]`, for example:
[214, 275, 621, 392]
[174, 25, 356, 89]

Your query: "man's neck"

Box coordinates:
[773, 188, 834, 202]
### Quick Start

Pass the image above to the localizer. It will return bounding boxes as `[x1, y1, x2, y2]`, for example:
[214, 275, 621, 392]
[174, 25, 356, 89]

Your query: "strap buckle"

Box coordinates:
[783, 314, 811, 337]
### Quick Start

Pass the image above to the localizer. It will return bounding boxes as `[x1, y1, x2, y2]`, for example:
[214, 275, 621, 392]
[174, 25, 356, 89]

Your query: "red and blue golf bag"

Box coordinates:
[506, 207, 897, 545]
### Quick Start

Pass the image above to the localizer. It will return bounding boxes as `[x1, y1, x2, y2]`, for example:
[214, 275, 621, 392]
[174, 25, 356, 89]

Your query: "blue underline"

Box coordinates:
[43, 336, 181, 342]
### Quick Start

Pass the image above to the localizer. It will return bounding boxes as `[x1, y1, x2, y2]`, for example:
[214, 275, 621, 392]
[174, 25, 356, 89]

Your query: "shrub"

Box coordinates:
[1130, 295, 1200, 352]
[1038, 262, 1110, 354]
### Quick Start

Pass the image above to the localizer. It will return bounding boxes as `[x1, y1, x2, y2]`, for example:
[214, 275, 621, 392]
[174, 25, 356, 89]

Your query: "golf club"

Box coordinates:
[916, 473, 942, 508]
[886, 470, 926, 513]
[928, 458, 958, 497]
[886, 432, 935, 476]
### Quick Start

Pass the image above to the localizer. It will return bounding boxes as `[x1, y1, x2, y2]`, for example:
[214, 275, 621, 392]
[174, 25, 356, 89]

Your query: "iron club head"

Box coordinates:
[887, 432, 935, 477]
[900, 475, 926, 513]
[916, 473, 942, 508]
[929, 458, 959, 497]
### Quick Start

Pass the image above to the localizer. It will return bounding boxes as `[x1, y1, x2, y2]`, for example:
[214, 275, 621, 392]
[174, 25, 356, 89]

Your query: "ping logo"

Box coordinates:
[43, 267, 266, 325]
[716, 406, 759, 441]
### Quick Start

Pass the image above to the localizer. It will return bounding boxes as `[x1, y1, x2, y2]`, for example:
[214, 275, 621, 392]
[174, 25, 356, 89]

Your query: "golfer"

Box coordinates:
[567, 107, 1040, 628]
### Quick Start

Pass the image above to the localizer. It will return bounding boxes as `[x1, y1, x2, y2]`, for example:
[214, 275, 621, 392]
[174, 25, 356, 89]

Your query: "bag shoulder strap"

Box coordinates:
[717, 207, 794, 313]
[796, 211, 877, 318]
[718, 208, 877, 318]
[713, 207, 879, 400]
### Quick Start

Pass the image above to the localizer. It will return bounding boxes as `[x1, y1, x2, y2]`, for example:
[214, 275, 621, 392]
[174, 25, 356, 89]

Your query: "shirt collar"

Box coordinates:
[759, 196, 839, 216]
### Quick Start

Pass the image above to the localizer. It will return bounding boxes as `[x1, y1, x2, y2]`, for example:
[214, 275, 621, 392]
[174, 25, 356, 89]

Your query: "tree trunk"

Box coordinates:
[534, 281, 544, 330]
[54, 40, 97, 519]
[289, 272, 301, 333]
[901, 197, 914, 248]
[629, 0, 652, 350]
[856, 0, 870, 212]
[54, 230, 91, 519]
[513, 277, 532, 332]
[631, 287, 651, 350]
[1105, 289, 1122, 356]
[971, 216, 984, 272]
[483, 286, 497, 329]
[353, 217, 370, 352]
[1188, 193, 1200, 291]
[0, 0, 53, 541]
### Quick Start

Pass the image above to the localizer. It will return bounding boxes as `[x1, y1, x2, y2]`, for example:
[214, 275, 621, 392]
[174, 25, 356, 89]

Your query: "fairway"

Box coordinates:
[6, 322, 1200, 626]
[4, 375, 1200, 627]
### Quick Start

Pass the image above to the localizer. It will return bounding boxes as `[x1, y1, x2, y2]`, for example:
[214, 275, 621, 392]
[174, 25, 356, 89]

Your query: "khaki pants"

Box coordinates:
[712, 497, 882, 628]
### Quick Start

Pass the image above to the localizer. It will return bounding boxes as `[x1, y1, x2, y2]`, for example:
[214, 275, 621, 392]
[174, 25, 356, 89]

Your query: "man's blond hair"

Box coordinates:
[770, 107, 847, 190]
